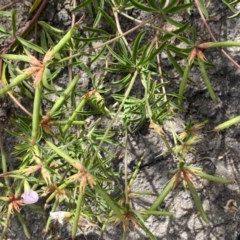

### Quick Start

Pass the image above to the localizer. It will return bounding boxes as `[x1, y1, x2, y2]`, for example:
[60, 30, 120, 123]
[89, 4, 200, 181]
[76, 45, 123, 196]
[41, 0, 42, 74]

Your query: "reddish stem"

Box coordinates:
[193, 0, 240, 69]
[0, 0, 19, 11]
[0, 0, 49, 83]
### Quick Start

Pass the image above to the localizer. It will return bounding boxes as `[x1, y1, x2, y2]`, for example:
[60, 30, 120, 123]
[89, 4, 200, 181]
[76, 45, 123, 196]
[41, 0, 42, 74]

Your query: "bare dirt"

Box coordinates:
[1, 0, 240, 240]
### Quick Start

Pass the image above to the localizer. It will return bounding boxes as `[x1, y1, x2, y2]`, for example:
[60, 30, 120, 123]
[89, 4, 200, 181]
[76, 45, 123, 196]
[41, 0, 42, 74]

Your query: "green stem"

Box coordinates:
[178, 61, 191, 105]
[0, 72, 30, 96]
[44, 199, 59, 234]
[2, 54, 32, 62]
[95, 184, 123, 221]
[198, 58, 217, 103]
[72, 190, 84, 239]
[47, 74, 79, 117]
[0, 207, 11, 240]
[89, 70, 139, 168]
[187, 181, 209, 223]
[16, 211, 31, 239]
[214, 115, 240, 131]
[62, 97, 87, 134]
[31, 83, 42, 145]
[46, 140, 82, 167]
[51, 120, 85, 126]
[198, 41, 240, 49]
[143, 177, 175, 221]
[122, 230, 127, 240]
[50, 20, 80, 57]
[0, 134, 10, 187]
[123, 131, 129, 205]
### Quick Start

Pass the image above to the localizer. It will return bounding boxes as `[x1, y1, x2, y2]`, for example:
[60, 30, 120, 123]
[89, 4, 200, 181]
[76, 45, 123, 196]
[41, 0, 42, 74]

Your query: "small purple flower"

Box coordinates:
[21, 190, 39, 204]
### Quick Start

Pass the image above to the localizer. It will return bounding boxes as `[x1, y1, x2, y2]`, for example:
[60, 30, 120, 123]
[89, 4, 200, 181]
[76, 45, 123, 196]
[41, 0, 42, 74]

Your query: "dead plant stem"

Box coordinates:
[194, 0, 240, 69]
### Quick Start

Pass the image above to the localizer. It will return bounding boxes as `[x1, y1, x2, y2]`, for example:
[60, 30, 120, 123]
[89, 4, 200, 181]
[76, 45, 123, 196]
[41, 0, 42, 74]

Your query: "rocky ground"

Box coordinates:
[1, 0, 240, 239]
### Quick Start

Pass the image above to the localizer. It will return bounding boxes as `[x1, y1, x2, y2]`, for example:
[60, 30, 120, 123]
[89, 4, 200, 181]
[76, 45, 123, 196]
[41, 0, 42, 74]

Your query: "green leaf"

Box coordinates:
[140, 42, 166, 65]
[50, 22, 78, 57]
[98, 8, 117, 31]
[198, 58, 217, 103]
[197, 0, 209, 19]
[196, 171, 232, 184]
[187, 181, 209, 223]
[159, 0, 168, 9]
[214, 115, 240, 131]
[40, 31, 49, 51]
[0, 174, 26, 179]
[0, 72, 31, 96]
[89, 45, 107, 65]
[76, 36, 109, 42]
[178, 60, 192, 105]
[26, 204, 45, 213]
[112, 93, 142, 103]
[95, 184, 124, 221]
[62, 97, 87, 134]
[222, 0, 237, 12]
[93, 0, 105, 28]
[72, 0, 93, 12]
[167, 45, 191, 58]
[165, 16, 186, 28]
[162, 0, 179, 13]
[107, 46, 131, 66]
[0, 11, 12, 17]
[144, 177, 175, 220]
[148, 0, 158, 8]
[117, 38, 130, 60]
[47, 75, 79, 117]
[0, 25, 9, 35]
[16, 211, 31, 239]
[42, 68, 55, 91]
[46, 141, 82, 167]
[87, 91, 109, 115]
[29, 0, 42, 13]
[2, 54, 32, 62]
[167, 50, 184, 76]
[11, 9, 17, 36]
[169, 3, 192, 14]
[128, 157, 143, 188]
[198, 41, 240, 48]
[228, 10, 240, 18]
[17, 37, 46, 54]
[38, 21, 64, 34]
[144, 210, 173, 216]
[31, 84, 42, 144]
[161, 20, 190, 43]
[132, 31, 145, 64]
[128, 0, 156, 12]
[82, 26, 109, 36]
[72, 192, 84, 239]
[111, 73, 132, 91]
[73, 61, 93, 81]
[132, 210, 157, 240]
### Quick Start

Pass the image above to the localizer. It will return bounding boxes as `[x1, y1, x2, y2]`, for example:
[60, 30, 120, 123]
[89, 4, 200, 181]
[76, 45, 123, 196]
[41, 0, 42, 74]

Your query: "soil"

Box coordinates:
[1, 0, 240, 240]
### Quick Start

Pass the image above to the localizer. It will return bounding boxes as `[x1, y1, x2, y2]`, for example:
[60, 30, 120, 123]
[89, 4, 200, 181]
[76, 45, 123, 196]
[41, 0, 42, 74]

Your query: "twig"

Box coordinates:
[68, 0, 77, 83]
[0, 0, 19, 10]
[7, 91, 32, 117]
[113, 9, 132, 53]
[0, 0, 49, 117]
[194, 0, 240, 69]
[59, 16, 156, 63]
[0, 0, 49, 79]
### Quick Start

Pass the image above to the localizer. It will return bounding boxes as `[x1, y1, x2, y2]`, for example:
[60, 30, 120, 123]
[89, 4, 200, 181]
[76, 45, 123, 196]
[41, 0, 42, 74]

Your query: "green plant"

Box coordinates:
[0, 0, 238, 239]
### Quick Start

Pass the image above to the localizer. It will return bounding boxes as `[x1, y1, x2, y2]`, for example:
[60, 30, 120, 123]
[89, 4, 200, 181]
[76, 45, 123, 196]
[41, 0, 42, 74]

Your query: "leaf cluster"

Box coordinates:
[0, 0, 238, 239]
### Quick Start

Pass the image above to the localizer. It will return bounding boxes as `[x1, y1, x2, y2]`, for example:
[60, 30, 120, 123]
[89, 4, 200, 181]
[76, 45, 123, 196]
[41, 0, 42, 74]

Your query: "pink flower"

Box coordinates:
[21, 190, 39, 204]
